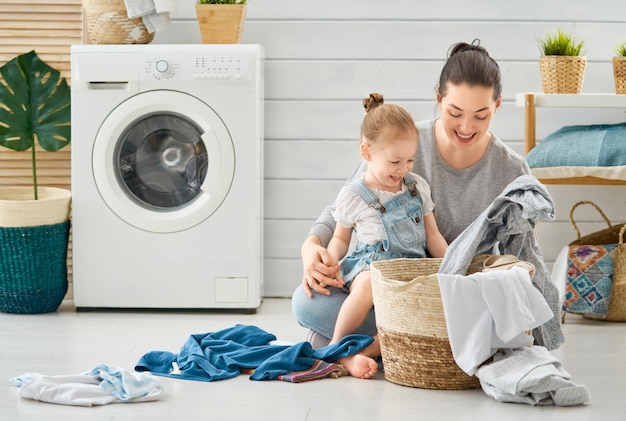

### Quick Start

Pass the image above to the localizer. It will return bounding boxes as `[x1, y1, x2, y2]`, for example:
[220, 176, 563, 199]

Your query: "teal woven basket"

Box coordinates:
[0, 221, 70, 314]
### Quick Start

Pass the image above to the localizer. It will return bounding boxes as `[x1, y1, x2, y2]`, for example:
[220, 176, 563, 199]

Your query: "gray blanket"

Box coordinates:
[439, 175, 564, 350]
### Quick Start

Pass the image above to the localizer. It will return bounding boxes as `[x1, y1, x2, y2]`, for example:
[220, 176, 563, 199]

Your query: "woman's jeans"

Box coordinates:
[291, 284, 378, 340]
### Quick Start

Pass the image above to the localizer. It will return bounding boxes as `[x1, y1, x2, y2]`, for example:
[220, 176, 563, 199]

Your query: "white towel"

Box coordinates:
[124, 0, 174, 33]
[10, 363, 162, 406]
[476, 347, 590, 406]
[438, 267, 554, 375]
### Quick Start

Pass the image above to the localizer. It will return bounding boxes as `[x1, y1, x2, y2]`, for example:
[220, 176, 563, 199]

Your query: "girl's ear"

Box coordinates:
[360, 140, 371, 161]
[435, 85, 442, 103]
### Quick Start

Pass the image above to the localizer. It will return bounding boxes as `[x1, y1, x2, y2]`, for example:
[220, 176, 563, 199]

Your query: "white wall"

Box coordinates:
[155, 0, 626, 296]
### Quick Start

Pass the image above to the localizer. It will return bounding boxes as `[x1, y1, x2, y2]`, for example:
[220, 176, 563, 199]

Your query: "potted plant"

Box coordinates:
[196, 0, 248, 44]
[613, 41, 626, 94]
[0, 50, 72, 314]
[537, 29, 587, 94]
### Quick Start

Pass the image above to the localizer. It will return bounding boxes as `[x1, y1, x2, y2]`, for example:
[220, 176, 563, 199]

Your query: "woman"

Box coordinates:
[292, 40, 531, 347]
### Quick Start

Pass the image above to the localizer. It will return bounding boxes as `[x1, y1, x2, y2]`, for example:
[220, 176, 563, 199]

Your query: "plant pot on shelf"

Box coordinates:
[613, 56, 626, 94]
[195, 4, 247, 44]
[539, 55, 587, 94]
[0, 187, 71, 314]
[83, 0, 154, 44]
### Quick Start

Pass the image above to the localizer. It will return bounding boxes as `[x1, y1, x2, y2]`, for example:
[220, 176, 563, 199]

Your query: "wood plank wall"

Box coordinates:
[0, 0, 82, 299]
[154, 0, 626, 297]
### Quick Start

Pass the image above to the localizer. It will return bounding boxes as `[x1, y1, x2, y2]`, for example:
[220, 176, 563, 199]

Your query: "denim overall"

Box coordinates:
[340, 174, 427, 286]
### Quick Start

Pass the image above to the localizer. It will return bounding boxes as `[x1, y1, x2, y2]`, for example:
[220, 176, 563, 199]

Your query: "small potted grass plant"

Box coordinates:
[0, 50, 71, 314]
[196, 0, 248, 44]
[613, 41, 626, 94]
[537, 29, 587, 93]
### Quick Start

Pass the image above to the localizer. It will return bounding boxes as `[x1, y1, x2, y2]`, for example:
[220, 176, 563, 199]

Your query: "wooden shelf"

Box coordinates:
[516, 93, 626, 185]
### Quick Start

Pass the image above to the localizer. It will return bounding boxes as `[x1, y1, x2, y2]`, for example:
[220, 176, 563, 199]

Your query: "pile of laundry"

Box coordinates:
[9, 325, 372, 406]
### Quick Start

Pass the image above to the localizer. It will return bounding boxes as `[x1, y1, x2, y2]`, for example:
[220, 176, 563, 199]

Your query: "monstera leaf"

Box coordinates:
[0, 50, 70, 199]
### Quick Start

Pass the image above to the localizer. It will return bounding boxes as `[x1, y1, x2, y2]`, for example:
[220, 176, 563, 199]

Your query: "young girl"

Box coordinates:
[325, 93, 447, 378]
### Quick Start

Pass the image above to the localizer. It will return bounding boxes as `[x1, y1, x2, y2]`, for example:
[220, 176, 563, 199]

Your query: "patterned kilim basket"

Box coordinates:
[370, 255, 488, 390]
[566, 201, 626, 321]
[613, 57, 626, 95]
[610, 225, 626, 321]
[0, 221, 70, 314]
[539, 55, 587, 94]
[83, 0, 154, 44]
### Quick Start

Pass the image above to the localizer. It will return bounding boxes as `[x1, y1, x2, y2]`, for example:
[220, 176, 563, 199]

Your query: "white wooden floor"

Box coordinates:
[1, 298, 624, 420]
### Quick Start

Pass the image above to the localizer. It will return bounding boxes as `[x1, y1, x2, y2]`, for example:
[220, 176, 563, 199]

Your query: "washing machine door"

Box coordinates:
[93, 90, 235, 233]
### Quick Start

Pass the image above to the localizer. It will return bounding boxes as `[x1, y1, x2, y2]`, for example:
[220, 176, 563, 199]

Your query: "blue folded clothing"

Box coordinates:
[526, 122, 626, 168]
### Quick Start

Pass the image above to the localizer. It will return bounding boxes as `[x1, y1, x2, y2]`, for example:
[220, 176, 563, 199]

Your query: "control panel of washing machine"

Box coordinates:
[142, 54, 248, 82]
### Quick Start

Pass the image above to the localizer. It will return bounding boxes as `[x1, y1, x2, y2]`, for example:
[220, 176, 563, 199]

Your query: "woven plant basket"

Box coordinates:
[613, 57, 626, 95]
[569, 200, 626, 321]
[195, 4, 247, 44]
[0, 221, 70, 314]
[539, 55, 587, 94]
[83, 0, 154, 44]
[370, 255, 488, 390]
[0, 187, 71, 314]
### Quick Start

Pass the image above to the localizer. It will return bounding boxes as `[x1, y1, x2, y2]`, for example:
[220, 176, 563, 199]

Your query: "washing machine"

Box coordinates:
[70, 44, 263, 311]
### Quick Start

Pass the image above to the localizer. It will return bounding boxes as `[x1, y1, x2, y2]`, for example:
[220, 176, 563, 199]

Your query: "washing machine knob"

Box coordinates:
[154, 59, 173, 78]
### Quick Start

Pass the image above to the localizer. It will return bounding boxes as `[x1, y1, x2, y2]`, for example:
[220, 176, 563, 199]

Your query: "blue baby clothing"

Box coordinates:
[340, 174, 428, 285]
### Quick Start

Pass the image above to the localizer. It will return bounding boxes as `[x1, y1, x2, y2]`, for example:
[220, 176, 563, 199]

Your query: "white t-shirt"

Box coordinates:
[331, 172, 434, 245]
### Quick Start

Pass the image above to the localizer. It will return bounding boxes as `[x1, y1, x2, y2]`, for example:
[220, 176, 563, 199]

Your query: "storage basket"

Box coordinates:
[613, 57, 626, 95]
[83, 0, 154, 44]
[370, 256, 488, 390]
[567, 201, 626, 321]
[539, 55, 587, 94]
[0, 221, 70, 314]
[569, 201, 625, 246]
[609, 225, 626, 320]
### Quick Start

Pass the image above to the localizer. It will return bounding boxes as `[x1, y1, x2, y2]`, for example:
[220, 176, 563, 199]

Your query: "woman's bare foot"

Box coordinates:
[338, 354, 378, 379]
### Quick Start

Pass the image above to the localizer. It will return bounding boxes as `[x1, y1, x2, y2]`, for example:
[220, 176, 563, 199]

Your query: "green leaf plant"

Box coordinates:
[615, 41, 626, 57]
[537, 29, 586, 56]
[0, 50, 70, 200]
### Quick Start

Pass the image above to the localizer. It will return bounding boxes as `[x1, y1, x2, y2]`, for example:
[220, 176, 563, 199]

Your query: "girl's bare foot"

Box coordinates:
[338, 354, 378, 379]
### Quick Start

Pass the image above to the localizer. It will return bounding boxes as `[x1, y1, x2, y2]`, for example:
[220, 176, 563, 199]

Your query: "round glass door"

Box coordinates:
[116, 112, 208, 209]
[93, 90, 235, 233]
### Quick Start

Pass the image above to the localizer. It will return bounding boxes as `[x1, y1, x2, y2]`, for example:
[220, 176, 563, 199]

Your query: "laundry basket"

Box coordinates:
[83, 0, 154, 44]
[370, 256, 488, 390]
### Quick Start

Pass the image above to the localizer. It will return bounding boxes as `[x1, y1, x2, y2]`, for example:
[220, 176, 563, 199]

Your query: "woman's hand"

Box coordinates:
[301, 235, 345, 298]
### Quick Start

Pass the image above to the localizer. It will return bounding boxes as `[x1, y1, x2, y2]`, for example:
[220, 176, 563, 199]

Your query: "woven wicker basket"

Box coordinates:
[613, 57, 626, 95]
[83, 0, 154, 44]
[0, 221, 70, 314]
[569, 201, 625, 247]
[569, 201, 626, 321]
[539, 55, 587, 94]
[608, 225, 626, 321]
[370, 256, 488, 390]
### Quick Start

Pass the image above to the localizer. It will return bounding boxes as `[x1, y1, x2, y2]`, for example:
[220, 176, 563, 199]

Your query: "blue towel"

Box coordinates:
[135, 324, 373, 382]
